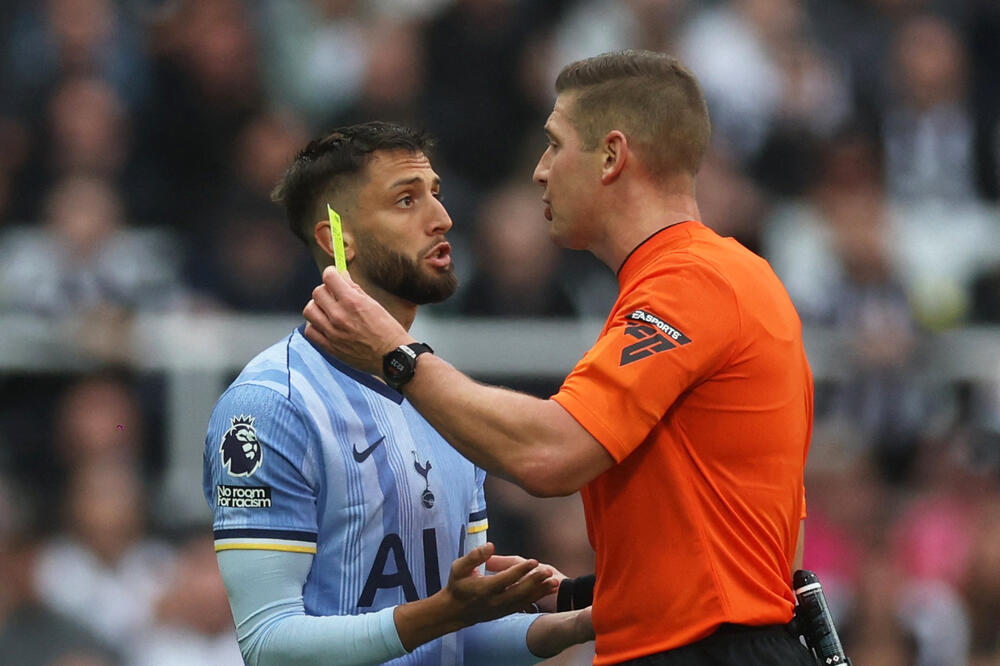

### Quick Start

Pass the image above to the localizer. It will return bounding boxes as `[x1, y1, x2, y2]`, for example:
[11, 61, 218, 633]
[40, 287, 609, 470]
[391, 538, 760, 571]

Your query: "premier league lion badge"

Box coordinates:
[220, 415, 263, 477]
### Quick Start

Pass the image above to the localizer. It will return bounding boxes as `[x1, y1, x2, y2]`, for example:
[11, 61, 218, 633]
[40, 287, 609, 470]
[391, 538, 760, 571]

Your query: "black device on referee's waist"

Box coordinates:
[793, 569, 852, 665]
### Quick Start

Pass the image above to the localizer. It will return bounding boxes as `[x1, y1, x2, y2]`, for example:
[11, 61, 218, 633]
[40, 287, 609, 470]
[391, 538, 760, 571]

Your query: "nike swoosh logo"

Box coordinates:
[352, 436, 386, 463]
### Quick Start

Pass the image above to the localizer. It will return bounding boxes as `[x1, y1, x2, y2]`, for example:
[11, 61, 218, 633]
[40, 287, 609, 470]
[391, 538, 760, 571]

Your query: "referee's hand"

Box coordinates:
[487, 553, 568, 613]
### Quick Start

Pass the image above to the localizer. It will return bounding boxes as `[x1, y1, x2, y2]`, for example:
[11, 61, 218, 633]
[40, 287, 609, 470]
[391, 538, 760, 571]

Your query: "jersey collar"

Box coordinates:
[295, 324, 404, 404]
[617, 220, 701, 286]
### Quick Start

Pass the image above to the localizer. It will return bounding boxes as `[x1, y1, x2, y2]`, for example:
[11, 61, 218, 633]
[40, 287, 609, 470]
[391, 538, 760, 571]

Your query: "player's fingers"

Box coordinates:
[485, 554, 528, 573]
[451, 542, 495, 579]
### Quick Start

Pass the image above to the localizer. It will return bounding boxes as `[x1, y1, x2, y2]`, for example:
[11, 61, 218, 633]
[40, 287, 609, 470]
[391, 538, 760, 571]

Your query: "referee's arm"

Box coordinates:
[394, 351, 615, 497]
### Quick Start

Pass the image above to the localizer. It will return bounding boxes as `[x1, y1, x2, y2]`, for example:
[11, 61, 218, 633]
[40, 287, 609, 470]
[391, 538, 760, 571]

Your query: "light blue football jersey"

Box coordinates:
[203, 326, 492, 665]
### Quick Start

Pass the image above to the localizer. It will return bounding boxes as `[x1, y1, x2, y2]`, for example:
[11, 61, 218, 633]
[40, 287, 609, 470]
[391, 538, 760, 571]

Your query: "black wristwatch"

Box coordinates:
[382, 342, 434, 390]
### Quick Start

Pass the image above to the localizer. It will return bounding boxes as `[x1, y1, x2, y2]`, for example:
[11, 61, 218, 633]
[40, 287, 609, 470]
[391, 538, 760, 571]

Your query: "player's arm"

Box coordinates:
[218, 543, 558, 666]
[303, 267, 614, 496]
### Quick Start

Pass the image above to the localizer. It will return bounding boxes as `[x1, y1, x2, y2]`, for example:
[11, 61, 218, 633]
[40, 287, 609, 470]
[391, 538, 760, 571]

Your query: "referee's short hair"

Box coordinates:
[555, 50, 711, 180]
[272, 122, 433, 247]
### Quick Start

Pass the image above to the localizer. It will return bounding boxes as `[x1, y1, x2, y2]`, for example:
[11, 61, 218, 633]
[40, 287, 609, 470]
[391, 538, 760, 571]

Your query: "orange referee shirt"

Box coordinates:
[553, 221, 812, 664]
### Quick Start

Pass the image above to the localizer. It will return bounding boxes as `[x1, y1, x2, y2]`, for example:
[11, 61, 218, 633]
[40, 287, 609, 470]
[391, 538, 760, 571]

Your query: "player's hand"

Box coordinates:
[303, 266, 413, 375]
[443, 543, 560, 625]
[486, 553, 568, 613]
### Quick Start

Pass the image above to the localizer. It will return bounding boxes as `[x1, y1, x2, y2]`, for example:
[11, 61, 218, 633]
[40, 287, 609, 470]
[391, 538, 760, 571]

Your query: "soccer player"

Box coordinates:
[303, 51, 816, 665]
[202, 122, 593, 665]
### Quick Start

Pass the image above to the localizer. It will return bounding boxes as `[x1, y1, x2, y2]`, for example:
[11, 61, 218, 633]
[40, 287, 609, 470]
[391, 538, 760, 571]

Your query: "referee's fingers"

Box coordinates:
[485, 554, 528, 573]
[496, 566, 559, 604]
[322, 264, 360, 295]
[483, 558, 543, 593]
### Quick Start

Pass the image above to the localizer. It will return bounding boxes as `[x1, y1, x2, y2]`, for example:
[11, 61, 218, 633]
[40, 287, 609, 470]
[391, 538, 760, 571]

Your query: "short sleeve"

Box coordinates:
[468, 467, 488, 537]
[553, 260, 739, 462]
[203, 382, 321, 554]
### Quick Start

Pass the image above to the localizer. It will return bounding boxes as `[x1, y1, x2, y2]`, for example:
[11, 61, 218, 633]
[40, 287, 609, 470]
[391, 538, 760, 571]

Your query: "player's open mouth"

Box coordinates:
[542, 198, 552, 221]
[425, 242, 451, 268]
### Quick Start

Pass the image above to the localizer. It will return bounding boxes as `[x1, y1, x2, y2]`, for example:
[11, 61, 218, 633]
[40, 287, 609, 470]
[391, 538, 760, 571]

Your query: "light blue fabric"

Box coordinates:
[204, 327, 540, 665]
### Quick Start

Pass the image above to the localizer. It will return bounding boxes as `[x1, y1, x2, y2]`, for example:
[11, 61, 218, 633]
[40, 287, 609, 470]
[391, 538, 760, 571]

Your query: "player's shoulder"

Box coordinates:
[227, 331, 298, 398]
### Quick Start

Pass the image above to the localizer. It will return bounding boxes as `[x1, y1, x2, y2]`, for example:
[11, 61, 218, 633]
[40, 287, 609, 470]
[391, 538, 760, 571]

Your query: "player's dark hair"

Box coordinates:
[272, 121, 434, 246]
[555, 49, 711, 178]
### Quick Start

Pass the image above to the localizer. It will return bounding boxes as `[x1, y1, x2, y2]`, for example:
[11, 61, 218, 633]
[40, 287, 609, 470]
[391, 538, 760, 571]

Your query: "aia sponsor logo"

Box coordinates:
[619, 309, 691, 366]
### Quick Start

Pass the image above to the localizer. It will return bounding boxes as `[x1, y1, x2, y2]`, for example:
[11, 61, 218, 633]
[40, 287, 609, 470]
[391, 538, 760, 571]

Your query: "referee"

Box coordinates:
[305, 50, 815, 665]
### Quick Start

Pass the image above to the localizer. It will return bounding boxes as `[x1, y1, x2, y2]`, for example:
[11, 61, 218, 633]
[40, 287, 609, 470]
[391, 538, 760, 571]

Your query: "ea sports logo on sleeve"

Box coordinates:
[220, 415, 263, 477]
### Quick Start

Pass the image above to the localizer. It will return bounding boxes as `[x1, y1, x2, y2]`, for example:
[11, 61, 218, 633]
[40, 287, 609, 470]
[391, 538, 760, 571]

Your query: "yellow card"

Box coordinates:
[327, 204, 347, 273]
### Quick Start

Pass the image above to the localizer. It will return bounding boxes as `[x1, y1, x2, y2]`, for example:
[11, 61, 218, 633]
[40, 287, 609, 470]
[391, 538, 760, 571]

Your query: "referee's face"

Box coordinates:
[350, 149, 457, 305]
[533, 94, 602, 250]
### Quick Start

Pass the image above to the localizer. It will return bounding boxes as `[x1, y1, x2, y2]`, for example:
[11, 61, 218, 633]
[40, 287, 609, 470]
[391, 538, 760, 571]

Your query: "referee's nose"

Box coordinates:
[533, 147, 551, 188]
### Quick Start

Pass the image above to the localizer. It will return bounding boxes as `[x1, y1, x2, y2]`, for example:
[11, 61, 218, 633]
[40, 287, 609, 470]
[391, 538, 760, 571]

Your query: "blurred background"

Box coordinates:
[1, 0, 1000, 664]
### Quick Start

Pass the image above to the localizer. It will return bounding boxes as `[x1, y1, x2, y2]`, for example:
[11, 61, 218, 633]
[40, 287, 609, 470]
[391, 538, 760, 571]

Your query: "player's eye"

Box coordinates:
[396, 195, 414, 208]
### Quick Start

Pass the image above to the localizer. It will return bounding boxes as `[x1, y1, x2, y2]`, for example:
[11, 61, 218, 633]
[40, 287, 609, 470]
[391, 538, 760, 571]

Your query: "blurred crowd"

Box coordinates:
[1, 0, 1000, 664]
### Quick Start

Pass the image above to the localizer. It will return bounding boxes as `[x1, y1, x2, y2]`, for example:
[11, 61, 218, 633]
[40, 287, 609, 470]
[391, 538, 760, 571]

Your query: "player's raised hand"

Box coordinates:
[303, 266, 412, 375]
[444, 543, 559, 624]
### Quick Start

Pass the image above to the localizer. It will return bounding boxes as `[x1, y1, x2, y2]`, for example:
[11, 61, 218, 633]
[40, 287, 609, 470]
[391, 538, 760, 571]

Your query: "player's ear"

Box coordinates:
[600, 130, 627, 184]
[312, 219, 357, 263]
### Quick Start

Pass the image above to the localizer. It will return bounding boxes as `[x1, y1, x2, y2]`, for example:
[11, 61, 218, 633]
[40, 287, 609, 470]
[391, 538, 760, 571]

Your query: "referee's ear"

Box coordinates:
[600, 130, 628, 185]
[312, 218, 357, 264]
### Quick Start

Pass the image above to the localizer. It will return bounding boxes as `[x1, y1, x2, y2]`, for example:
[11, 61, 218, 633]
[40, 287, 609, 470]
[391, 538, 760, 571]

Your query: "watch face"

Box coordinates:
[384, 349, 414, 387]
[386, 352, 409, 378]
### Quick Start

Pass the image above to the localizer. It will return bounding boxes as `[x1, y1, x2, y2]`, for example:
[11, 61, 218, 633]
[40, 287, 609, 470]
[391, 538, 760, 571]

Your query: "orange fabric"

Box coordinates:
[553, 221, 813, 664]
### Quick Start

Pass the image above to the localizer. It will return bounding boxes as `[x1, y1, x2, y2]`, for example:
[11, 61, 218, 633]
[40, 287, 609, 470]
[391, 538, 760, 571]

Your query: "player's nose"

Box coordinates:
[429, 195, 453, 234]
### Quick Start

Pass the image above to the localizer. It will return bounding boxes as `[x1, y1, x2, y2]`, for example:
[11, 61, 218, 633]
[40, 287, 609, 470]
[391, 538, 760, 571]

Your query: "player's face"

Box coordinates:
[533, 94, 603, 249]
[351, 150, 457, 305]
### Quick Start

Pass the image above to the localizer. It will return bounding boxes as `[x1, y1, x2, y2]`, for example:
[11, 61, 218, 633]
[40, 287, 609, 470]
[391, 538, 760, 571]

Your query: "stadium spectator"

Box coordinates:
[0, 174, 184, 318]
[204, 122, 593, 665]
[963, 498, 1000, 662]
[678, 0, 849, 164]
[182, 109, 318, 312]
[304, 50, 815, 664]
[138, 0, 265, 232]
[456, 181, 578, 318]
[33, 461, 176, 653]
[421, 0, 563, 189]
[0, 474, 122, 666]
[882, 13, 976, 205]
[129, 534, 243, 666]
[330, 19, 426, 132]
[0, 0, 150, 115]
[764, 130, 937, 481]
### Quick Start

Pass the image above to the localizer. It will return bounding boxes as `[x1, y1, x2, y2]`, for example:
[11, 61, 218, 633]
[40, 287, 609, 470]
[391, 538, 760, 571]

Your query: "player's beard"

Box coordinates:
[355, 232, 458, 305]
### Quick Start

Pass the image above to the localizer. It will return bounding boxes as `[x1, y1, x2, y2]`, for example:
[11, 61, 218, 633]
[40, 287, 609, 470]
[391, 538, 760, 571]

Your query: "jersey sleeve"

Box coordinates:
[464, 467, 490, 572]
[217, 549, 406, 666]
[462, 613, 543, 665]
[203, 382, 321, 554]
[553, 260, 740, 462]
